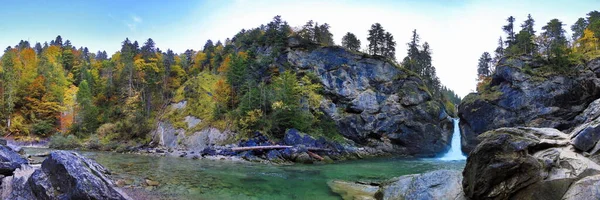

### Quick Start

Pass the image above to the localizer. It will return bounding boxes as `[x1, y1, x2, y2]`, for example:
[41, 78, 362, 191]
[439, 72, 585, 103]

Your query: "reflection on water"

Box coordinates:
[24, 148, 465, 199]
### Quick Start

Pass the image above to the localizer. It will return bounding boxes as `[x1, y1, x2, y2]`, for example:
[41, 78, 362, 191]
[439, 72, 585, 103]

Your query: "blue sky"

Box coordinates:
[0, 0, 597, 96]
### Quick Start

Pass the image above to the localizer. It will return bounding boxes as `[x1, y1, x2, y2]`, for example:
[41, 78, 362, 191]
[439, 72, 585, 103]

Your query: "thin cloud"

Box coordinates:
[132, 15, 142, 23]
[125, 14, 142, 31]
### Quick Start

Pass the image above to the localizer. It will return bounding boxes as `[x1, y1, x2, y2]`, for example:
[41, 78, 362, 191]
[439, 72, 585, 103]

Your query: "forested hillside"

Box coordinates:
[0, 16, 460, 149]
[475, 11, 600, 87]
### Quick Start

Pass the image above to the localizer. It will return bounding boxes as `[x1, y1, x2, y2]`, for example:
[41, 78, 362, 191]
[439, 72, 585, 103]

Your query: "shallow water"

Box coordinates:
[24, 148, 465, 200]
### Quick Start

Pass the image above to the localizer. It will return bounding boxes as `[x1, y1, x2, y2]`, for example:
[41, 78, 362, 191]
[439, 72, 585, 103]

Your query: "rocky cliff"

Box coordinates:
[152, 45, 454, 158]
[287, 46, 453, 156]
[459, 57, 600, 153]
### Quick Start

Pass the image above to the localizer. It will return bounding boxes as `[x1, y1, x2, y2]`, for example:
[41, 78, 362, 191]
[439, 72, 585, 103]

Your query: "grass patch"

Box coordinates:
[49, 134, 81, 149]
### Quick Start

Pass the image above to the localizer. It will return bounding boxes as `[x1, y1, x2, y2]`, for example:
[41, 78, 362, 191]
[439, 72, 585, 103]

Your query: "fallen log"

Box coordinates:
[307, 151, 324, 161]
[231, 145, 293, 151]
[231, 145, 333, 152]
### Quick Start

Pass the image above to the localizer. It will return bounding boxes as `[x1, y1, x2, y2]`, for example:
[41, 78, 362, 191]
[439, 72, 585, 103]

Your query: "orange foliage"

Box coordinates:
[217, 55, 232, 73]
[476, 75, 492, 93]
[214, 79, 233, 107]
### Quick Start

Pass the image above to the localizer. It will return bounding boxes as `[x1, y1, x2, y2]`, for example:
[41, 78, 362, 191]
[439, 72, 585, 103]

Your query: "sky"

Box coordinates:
[0, 0, 597, 97]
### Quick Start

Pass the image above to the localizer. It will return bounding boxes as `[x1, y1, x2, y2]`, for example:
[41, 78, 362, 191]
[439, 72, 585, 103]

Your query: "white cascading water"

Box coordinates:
[439, 119, 466, 161]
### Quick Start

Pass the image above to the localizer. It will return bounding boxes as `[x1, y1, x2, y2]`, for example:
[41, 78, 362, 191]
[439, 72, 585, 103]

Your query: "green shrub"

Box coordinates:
[49, 134, 81, 149]
[85, 134, 102, 150]
[31, 120, 55, 137]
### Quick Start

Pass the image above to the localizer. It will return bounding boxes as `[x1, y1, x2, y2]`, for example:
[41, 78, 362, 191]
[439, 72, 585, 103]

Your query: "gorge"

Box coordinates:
[1, 3, 600, 199]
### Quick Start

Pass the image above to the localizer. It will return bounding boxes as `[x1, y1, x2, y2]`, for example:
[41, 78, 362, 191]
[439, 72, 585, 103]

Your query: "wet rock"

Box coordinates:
[0, 145, 28, 176]
[463, 127, 600, 200]
[328, 180, 378, 200]
[379, 170, 465, 200]
[294, 152, 313, 164]
[265, 150, 283, 161]
[27, 151, 130, 200]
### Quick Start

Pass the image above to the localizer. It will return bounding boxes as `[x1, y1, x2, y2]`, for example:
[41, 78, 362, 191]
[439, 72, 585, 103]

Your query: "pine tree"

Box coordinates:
[314, 23, 334, 46]
[503, 16, 516, 46]
[383, 32, 396, 60]
[541, 19, 568, 65]
[494, 37, 504, 63]
[404, 29, 421, 73]
[141, 38, 156, 61]
[341, 32, 361, 51]
[477, 52, 492, 77]
[1, 50, 17, 128]
[34, 42, 43, 55]
[367, 23, 386, 56]
[571, 18, 588, 41]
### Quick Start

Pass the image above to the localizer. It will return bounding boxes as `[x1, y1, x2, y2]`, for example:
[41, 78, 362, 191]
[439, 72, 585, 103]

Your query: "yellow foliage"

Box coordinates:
[299, 75, 322, 110]
[271, 101, 284, 110]
[213, 79, 232, 106]
[239, 109, 263, 132]
[192, 52, 207, 72]
[237, 51, 248, 60]
[576, 29, 599, 53]
[44, 46, 62, 64]
[9, 114, 28, 135]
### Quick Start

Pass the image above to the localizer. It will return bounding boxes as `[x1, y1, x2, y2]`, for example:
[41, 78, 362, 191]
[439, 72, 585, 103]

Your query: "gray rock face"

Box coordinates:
[287, 46, 453, 156]
[0, 145, 28, 176]
[379, 170, 465, 200]
[153, 121, 233, 152]
[459, 58, 600, 153]
[462, 127, 600, 200]
[0, 165, 37, 200]
[27, 151, 129, 200]
[562, 174, 600, 200]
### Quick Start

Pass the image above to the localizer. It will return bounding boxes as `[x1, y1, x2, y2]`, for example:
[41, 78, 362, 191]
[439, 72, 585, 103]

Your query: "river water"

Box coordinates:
[24, 148, 465, 199]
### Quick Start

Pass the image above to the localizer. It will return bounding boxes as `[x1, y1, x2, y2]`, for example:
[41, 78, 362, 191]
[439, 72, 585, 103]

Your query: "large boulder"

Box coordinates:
[459, 58, 600, 153]
[379, 170, 465, 200]
[287, 46, 453, 156]
[328, 170, 466, 200]
[0, 145, 28, 176]
[27, 151, 130, 200]
[570, 99, 600, 153]
[328, 180, 379, 200]
[0, 165, 37, 200]
[463, 127, 600, 200]
[562, 174, 600, 200]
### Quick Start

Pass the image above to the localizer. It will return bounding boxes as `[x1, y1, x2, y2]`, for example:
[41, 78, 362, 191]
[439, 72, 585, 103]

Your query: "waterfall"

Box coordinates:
[439, 119, 466, 161]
